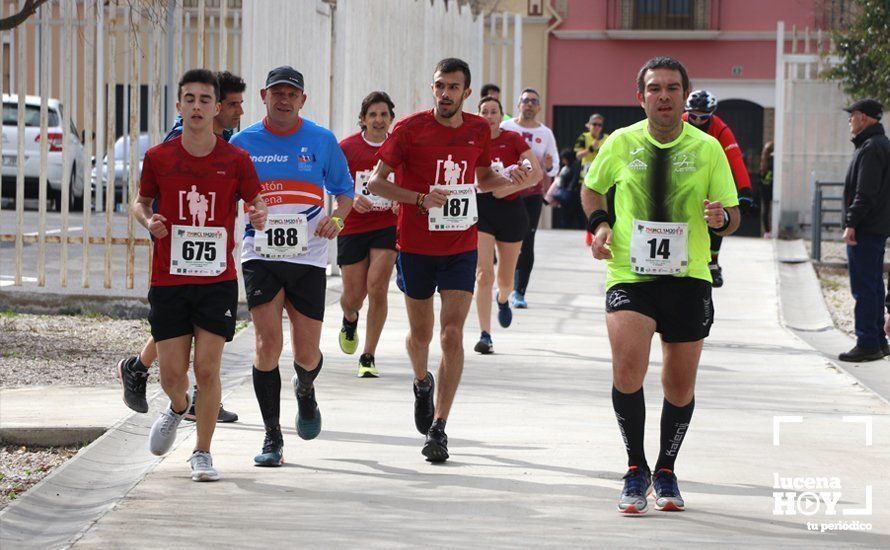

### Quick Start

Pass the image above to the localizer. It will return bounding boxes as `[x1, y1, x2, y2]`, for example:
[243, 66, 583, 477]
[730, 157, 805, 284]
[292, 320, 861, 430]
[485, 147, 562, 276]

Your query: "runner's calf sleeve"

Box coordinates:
[294, 353, 323, 395]
[252, 366, 281, 429]
[612, 386, 648, 469]
[655, 396, 695, 472]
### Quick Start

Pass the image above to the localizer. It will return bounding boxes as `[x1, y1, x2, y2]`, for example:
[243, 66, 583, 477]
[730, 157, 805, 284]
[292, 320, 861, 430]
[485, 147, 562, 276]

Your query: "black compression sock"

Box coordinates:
[294, 354, 323, 396]
[655, 396, 695, 472]
[343, 314, 358, 327]
[612, 386, 648, 470]
[133, 356, 149, 372]
[253, 366, 281, 429]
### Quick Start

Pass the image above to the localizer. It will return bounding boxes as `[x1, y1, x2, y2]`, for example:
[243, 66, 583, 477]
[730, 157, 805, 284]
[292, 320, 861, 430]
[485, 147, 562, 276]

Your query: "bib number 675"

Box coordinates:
[182, 240, 217, 262]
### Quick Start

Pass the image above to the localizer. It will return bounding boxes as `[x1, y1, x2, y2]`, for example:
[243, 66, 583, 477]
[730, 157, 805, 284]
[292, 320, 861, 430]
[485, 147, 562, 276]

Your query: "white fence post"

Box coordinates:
[37, 2, 50, 287]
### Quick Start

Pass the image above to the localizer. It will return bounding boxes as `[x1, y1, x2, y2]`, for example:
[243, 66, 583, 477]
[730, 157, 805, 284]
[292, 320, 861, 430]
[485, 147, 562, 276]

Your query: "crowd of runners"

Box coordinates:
[117, 54, 748, 514]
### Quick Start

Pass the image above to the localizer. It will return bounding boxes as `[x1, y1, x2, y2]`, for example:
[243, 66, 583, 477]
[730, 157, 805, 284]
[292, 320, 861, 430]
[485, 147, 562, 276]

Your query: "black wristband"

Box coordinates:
[587, 209, 610, 234]
[716, 208, 731, 233]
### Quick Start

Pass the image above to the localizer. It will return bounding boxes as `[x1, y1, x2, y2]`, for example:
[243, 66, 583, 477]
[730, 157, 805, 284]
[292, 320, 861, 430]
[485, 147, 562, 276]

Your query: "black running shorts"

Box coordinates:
[148, 280, 238, 342]
[242, 260, 327, 321]
[337, 225, 397, 266]
[476, 193, 529, 243]
[605, 277, 713, 343]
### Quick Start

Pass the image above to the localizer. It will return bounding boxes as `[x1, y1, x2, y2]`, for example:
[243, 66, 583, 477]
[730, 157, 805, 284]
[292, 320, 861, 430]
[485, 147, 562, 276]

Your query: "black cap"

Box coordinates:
[844, 98, 883, 120]
[265, 66, 304, 91]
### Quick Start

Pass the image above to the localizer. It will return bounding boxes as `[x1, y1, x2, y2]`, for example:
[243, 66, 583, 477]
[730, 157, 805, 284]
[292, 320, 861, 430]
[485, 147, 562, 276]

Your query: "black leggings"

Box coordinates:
[709, 231, 722, 256]
[514, 194, 544, 295]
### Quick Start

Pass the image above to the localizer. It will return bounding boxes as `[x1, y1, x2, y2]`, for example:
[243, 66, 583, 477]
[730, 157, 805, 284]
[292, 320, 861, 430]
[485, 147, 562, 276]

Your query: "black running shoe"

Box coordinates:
[254, 426, 284, 467]
[413, 372, 435, 435]
[117, 356, 149, 413]
[293, 375, 322, 440]
[422, 420, 449, 463]
[183, 386, 239, 423]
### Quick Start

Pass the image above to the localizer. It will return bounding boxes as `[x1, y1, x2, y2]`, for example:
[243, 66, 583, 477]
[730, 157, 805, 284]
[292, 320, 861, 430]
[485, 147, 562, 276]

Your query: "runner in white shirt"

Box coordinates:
[499, 88, 559, 309]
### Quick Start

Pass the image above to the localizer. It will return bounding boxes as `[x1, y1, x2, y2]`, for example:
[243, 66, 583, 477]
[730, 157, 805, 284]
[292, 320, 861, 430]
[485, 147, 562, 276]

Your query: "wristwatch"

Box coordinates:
[331, 216, 345, 232]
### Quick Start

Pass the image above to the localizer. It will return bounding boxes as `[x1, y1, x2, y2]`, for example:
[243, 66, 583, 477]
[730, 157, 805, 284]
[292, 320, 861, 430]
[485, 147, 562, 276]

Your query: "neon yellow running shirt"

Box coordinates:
[584, 120, 738, 289]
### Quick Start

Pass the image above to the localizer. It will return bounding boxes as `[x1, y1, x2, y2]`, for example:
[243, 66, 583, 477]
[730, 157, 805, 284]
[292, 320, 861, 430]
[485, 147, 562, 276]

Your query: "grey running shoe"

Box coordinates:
[148, 394, 191, 456]
[188, 450, 220, 482]
[618, 466, 652, 514]
[653, 468, 685, 511]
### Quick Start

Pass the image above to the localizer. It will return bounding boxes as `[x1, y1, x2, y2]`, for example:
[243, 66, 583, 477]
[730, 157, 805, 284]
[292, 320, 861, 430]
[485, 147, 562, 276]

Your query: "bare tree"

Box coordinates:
[0, 0, 51, 30]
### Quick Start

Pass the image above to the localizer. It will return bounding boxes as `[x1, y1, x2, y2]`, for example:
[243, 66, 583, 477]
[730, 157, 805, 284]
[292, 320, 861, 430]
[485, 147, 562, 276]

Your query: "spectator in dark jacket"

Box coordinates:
[839, 98, 890, 362]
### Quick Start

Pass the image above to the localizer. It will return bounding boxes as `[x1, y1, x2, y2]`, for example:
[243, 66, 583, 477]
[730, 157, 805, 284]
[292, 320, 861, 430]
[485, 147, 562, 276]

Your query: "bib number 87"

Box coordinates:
[446, 197, 470, 217]
[264, 227, 300, 247]
[182, 241, 217, 262]
[646, 238, 670, 259]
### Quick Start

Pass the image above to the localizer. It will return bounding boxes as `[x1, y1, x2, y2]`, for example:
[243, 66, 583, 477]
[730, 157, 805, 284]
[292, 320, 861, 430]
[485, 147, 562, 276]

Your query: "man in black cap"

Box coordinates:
[839, 98, 890, 362]
[229, 66, 354, 465]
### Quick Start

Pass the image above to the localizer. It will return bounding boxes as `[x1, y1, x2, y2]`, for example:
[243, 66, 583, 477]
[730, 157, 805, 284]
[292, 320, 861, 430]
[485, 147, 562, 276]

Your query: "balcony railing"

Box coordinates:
[607, 0, 718, 31]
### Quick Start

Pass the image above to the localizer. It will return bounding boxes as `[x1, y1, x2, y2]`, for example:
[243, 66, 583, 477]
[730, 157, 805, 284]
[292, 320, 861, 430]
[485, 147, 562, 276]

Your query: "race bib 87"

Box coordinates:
[427, 184, 478, 231]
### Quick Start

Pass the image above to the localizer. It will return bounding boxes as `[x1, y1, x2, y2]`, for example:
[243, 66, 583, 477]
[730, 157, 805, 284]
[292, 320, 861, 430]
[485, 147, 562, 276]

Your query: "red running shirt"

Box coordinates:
[339, 131, 397, 236]
[490, 130, 531, 201]
[138, 136, 260, 287]
[682, 113, 752, 191]
[378, 110, 492, 256]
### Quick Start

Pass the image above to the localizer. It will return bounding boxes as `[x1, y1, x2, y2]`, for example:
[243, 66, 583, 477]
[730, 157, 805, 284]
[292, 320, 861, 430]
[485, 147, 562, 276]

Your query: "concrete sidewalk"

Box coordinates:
[2, 231, 889, 548]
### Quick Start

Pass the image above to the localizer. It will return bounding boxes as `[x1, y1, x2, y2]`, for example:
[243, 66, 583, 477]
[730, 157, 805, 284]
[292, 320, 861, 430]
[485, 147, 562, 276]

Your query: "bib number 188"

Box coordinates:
[265, 227, 300, 248]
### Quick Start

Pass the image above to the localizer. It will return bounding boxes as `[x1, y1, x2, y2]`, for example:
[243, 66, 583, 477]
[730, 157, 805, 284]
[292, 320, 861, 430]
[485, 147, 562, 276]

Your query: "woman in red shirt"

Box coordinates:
[474, 96, 542, 354]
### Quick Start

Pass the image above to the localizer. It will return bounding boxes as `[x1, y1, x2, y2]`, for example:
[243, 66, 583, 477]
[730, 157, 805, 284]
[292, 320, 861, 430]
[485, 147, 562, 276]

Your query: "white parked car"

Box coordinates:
[1, 94, 85, 211]
[91, 133, 150, 207]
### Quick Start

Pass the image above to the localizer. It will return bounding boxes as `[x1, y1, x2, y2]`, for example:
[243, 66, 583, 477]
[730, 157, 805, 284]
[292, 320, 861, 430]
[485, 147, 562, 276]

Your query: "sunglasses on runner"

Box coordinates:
[686, 112, 712, 123]
[520, 97, 540, 105]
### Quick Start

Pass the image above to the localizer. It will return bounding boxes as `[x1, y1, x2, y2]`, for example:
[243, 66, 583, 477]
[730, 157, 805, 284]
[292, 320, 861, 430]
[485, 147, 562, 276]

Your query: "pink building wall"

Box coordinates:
[546, 0, 821, 113]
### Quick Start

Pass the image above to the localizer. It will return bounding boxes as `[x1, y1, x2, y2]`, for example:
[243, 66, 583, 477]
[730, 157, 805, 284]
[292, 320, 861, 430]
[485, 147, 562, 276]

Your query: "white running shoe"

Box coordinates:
[188, 450, 220, 482]
[148, 394, 191, 456]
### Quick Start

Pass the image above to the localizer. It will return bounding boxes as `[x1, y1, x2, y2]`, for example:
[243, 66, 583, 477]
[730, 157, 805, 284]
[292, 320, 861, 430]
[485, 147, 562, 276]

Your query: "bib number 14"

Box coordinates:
[647, 238, 671, 260]
[630, 220, 688, 275]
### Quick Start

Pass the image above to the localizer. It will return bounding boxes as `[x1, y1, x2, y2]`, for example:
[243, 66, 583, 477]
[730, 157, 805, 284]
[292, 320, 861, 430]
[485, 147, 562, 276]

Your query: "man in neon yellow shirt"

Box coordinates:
[581, 56, 739, 515]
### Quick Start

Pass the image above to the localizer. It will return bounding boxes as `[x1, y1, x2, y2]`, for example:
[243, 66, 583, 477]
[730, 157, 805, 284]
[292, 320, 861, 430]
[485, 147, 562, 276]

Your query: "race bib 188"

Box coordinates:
[630, 220, 688, 275]
[427, 184, 478, 231]
[254, 214, 309, 259]
[170, 225, 227, 277]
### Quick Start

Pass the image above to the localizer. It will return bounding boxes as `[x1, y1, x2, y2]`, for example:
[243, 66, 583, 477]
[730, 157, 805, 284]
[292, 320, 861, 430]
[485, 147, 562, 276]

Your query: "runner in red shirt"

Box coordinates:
[474, 95, 542, 355]
[132, 69, 267, 482]
[683, 90, 753, 287]
[337, 91, 398, 378]
[367, 58, 534, 462]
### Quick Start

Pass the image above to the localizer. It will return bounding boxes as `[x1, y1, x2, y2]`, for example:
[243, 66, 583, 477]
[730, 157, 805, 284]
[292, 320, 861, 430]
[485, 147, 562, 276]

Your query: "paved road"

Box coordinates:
[1, 231, 888, 548]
